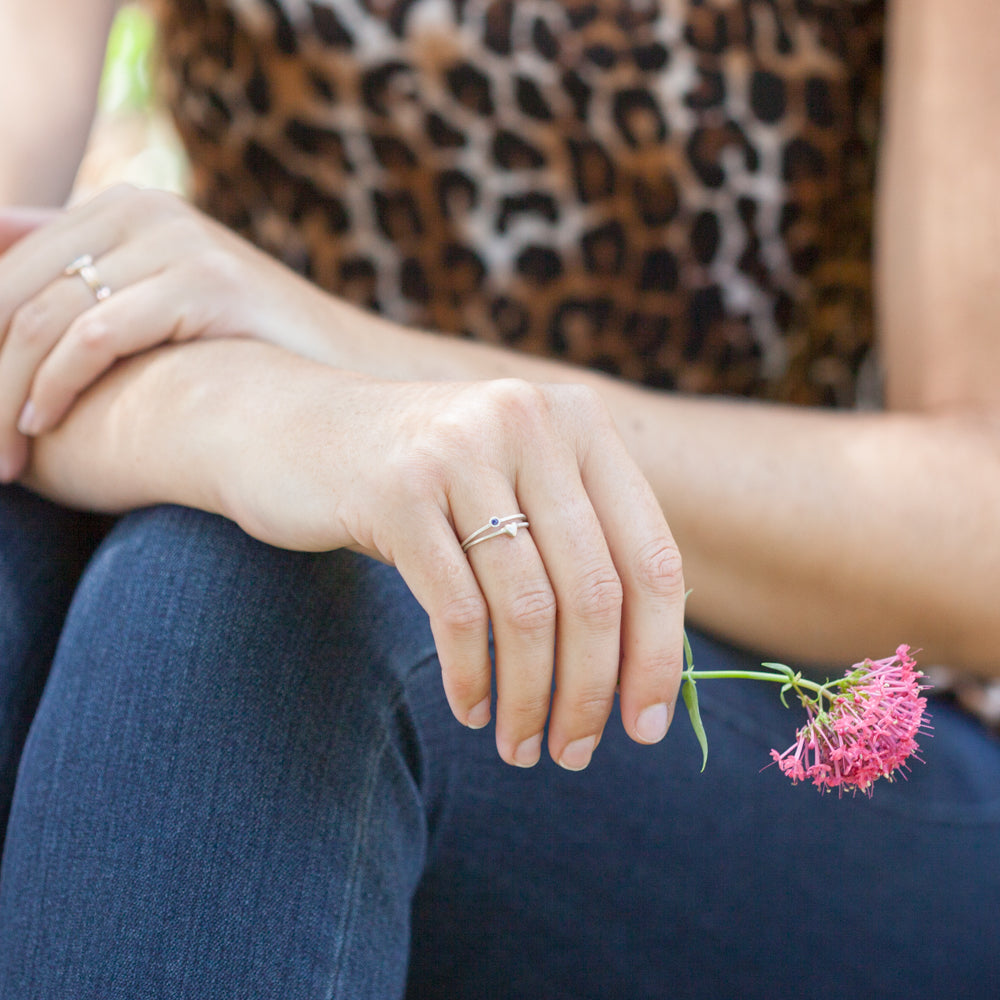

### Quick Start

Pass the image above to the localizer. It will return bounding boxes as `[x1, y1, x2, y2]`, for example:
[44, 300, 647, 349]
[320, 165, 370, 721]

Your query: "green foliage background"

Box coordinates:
[100, 4, 157, 114]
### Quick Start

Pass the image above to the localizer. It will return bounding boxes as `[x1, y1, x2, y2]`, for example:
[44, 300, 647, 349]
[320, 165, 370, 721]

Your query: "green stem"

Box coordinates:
[686, 669, 831, 699]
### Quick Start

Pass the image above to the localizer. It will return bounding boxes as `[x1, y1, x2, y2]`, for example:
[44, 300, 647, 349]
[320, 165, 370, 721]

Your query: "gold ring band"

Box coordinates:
[64, 253, 112, 302]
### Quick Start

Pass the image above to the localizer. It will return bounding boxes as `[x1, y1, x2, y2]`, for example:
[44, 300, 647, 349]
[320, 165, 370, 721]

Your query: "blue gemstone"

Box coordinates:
[490, 517, 500, 526]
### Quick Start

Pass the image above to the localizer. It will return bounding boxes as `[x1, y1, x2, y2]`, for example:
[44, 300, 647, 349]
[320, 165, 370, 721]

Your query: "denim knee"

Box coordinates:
[1, 505, 433, 998]
[0, 485, 110, 833]
[55, 504, 436, 739]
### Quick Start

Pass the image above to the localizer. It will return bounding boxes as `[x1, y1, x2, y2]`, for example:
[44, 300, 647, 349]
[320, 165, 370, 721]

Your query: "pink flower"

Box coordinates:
[769, 645, 931, 796]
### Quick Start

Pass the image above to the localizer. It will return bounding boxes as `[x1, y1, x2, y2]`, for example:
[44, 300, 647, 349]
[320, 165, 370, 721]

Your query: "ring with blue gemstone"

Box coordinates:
[460, 513, 530, 553]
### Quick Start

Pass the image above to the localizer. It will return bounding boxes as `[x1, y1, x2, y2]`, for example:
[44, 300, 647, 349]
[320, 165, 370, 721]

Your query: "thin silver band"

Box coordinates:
[460, 514, 530, 553]
[65, 254, 112, 303]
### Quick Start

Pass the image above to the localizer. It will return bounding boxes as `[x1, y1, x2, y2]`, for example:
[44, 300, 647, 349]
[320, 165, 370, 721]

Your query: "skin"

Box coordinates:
[1, 1, 999, 775]
[16, 336, 687, 772]
[0, 0, 118, 205]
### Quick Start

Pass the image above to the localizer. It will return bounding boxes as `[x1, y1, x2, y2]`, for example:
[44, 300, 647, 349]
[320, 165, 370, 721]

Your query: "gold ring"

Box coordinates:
[64, 253, 112, 302]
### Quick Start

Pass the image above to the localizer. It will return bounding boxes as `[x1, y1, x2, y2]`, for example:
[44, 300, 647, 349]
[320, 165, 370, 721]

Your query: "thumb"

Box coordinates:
[0, 206, 61, 255]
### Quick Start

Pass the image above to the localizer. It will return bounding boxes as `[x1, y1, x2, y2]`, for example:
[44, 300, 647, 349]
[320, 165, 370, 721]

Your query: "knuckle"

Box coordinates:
[435, 591, 489, 639]
[482, 378, 549, 430]
[503, 586, 557, 639]
[565, 688, 616, 730]
[489, 376, 545, 409]
[633, 539, 685, 599]
[70, 315, 111, 352]
[383, 446, 447, 502]
[410, 381, 559, 475]
[567, 565, 624, 626]
[7, 300, 49, 347]
[443, 667, 487, 706]
[421, 395, 500, 461]
[632, 648, 684, 689]
[566, 382, 608, 419]
[502, 689, 552, 728]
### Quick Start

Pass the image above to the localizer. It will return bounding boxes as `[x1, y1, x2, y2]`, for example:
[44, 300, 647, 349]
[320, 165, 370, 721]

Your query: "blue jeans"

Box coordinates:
[1, 484, 999, 998]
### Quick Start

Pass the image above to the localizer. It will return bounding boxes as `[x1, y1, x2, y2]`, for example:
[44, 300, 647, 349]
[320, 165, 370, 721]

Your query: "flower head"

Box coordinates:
[769, 645, 931, 796]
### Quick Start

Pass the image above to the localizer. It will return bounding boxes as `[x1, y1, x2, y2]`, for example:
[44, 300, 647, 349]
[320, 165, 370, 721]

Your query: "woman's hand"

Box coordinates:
[0, 186, 686, 768]
[0, 184, 339, 481]
[205, 354, 685, 771]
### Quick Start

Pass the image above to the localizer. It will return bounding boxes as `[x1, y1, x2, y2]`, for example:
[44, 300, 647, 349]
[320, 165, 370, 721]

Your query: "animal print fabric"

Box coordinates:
[155, 0, 885, 406]
[153, 1, 1000, 730]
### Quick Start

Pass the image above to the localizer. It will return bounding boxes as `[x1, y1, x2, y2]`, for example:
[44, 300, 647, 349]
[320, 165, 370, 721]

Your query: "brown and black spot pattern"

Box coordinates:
[155, 0, 885, 405]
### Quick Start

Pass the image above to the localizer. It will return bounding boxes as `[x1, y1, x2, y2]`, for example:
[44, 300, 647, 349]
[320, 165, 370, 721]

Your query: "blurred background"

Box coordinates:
[73, 2, 189, 201]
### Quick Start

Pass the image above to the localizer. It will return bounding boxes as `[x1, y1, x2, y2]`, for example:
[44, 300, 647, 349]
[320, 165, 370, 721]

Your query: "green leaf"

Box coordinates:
[779, 682, 793, 708]
[760, 662, 796, 681]
[682, 674, 708, 772]
[681, 621, 708, 771]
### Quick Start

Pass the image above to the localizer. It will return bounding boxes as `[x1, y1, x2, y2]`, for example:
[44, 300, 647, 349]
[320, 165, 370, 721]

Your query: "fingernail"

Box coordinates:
[558, 735, 597, 772]
[17, 401, 40, 436]
[636, 703, 670, 744]
[512, 733, 542, 767]
[467, 697, 491, 729]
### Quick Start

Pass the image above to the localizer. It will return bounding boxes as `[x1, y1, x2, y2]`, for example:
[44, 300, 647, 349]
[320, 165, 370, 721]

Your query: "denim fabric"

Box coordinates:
[0, 487, 110, 837]
[0, 485, 998, 998]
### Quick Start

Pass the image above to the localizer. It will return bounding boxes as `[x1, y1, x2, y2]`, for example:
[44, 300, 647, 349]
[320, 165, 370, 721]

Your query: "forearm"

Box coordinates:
[23, 335, 395, 559]
[877, 0, 1000, 411]
[305, 319, 1000, 674]
[605, 385, 1000, 674]
[0, 0, 118, 205]
[21, 337, 326, 525]
[513, 351, 1000, 675]
[23, 295, 1000, 674]
[22, 341, 232, 517]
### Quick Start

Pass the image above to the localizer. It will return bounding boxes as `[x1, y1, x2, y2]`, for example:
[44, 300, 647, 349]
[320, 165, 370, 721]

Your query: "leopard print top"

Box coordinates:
[153, 1, 1000, 727]
[155, 0, 885, 407]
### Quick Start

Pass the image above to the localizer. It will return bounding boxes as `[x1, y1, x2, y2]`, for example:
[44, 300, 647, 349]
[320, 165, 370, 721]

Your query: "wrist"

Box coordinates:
[191, 339, 370, 552]
[24, 341, 236, 517]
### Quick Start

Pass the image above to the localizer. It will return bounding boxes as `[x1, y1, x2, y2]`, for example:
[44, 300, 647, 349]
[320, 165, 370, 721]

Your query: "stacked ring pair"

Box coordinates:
[61, 249, 527, 563]
[460, 514, 530, 552]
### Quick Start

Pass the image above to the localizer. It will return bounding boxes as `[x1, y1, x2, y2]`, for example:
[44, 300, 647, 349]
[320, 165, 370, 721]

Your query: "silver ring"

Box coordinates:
[64, 254, 112, 302]
[460, 514, 530, 552]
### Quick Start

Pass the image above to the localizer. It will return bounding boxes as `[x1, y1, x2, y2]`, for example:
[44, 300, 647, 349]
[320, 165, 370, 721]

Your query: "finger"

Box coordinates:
[22, 270, 198, 436]
[580, 424, 686, 747]
[0, 186, 134, 327]
[457, 497, 558, 768]
[0, 262, 102, 478]
[7, 219, 200, 438]
[515, 444, 623, 771]
[390, 506, 495, 734]
[0, 207, 59, 256]
[0, 190, 133, 471]
[0, 239, 142, 445]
